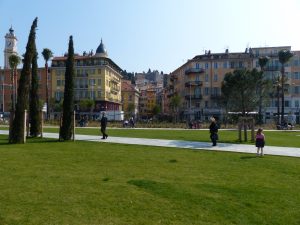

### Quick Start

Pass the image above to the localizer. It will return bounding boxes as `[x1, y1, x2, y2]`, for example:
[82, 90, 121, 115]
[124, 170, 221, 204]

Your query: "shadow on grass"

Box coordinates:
[240, 155, 259, 160]
[0, 135, 60, 146]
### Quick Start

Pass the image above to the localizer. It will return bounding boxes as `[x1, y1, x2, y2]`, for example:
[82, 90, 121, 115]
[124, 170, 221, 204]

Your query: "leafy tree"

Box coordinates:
[127, 103, 135, 117]
[29, 45, 41, 137]
[169, 94, 181, 123]
[152, 104, 161, 118]
[10, 17, 38, 143]
[59, 36, 75, 141]
[79, 99, 94, 112]
[42, 48, 53, 120]
[278, 50, 293, 122]
[221, 69, 260, 116]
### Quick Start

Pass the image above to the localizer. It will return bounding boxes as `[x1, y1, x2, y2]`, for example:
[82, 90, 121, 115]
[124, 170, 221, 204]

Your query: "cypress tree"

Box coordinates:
[59, 36, 75, 140]
[9, 17, 38, 144]
[29, 45, 41, 137]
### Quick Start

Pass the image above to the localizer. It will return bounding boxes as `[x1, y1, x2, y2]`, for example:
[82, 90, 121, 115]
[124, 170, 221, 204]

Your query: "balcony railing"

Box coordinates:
[210, 94, 222, 99]
[185, 81, 203, 86]
[185, 94, 202, 100]
[265, 65, 281, 71]
[170, 74, 178, 81]
[185, 68, 205, 75]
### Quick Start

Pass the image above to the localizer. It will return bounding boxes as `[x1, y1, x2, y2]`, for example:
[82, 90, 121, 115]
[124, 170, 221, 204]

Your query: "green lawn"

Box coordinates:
[41, 127, 300, 148]
[0, 135, 299, 225]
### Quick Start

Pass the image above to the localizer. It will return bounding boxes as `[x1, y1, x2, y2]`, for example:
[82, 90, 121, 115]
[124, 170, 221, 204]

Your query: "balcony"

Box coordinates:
[185, 68, 205, 75]
[185, 81, 203, 87]
[185, 94, 202, 100]
[265, 65, 281, 71]
[170, 74, 178, 81]
[210, 94, 222, 100]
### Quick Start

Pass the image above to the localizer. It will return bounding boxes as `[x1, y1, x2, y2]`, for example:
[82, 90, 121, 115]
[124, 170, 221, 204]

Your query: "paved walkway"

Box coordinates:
[0, 130, 299, 157]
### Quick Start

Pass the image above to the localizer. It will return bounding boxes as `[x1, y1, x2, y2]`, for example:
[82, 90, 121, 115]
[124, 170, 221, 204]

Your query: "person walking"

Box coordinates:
[209, 117, 219, 146]
[255, 128, 265, 156]
[100, 112, 108, 139]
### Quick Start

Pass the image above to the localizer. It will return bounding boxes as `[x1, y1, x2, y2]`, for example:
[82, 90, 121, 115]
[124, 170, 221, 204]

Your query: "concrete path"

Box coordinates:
[1, 130, 299, 158]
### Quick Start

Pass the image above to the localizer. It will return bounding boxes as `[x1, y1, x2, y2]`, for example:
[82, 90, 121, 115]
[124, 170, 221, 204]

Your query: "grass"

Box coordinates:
[0, 134, 299, 225]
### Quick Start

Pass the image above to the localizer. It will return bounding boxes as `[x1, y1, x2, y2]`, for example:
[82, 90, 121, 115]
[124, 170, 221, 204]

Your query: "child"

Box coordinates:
[255, 128, 265, 156]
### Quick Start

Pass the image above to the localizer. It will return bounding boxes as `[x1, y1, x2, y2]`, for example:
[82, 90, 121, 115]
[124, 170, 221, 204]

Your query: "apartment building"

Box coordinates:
[121, 79, 140, 118]
[51, 39, 122, 115]
[168, 47, 300, 123]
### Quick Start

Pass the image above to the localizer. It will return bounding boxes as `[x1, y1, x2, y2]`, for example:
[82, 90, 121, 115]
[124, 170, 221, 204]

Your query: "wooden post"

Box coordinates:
[72, 110, 75, 141]
[59, 114, 62, 141]
[26, 110, 30, 138]
[251, 119, 255, 141]
[24, 110, 27, 143]
[238, 122, 242, 142]
[244, 120, 247, 142]
[41, 111, 43, 138]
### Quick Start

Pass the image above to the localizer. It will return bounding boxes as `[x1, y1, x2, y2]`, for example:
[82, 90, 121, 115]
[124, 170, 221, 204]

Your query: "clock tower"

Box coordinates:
[4, 26, 18, 69]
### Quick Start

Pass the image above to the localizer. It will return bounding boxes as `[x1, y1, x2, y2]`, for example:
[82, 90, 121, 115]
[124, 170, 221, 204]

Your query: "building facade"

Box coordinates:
[121, 79, 140, 118]
[51, 40, 122, 115]
[168, 47, 300, 123]
[1, 27, 48, 114]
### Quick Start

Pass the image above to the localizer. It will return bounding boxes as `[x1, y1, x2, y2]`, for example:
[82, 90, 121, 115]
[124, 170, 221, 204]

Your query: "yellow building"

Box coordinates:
[51, 39, 122, 114]
[139, 88, 156, 118]
[121, 79, 140, 118]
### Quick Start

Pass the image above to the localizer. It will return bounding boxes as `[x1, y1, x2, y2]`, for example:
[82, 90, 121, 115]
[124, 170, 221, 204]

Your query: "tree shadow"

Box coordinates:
[240, 155, 258, 160]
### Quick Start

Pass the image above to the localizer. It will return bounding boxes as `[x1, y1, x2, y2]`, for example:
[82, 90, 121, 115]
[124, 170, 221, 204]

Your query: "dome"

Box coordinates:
[95, 39, 108, 57]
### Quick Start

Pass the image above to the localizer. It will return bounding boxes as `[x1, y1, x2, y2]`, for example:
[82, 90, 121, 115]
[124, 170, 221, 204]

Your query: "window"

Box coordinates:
[98, 79, 101, 85]
[295, 100, 299, 107]
[213, 87, 219, 96]
[230, 61, 235, 69]
[196, 75, 200, 81]
[90, 91, 95, 99]
[284, 101, 290, 107]
[205, 74, 209, 82]
[89, 79, 96, 86]
[293, 72, 300, 80]
[214, 62, 218, 69]
[214, 74, 218, 82]
[205, 63, 209, 69]
[196, 63, 200, 69]
[205, 87, 209, 96]
[57, 80, 61, 86]
[294, 86, 300, 94]
[239, 61, 243, 68]
[223, 61, 228, 68]
[98, 69, 101, 74]
[205, 101, 208, 107]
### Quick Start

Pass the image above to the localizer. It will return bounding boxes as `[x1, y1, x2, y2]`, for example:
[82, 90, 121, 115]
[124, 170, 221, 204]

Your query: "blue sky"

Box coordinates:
[0, 0, 300, 73]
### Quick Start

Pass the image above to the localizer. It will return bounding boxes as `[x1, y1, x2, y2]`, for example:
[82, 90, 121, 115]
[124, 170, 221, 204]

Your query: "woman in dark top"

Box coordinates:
[209, 117, 218, 146]
[100, 112, 108, 139]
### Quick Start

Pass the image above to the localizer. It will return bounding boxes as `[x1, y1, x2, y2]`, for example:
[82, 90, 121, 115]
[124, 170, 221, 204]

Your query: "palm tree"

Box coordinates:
[8, 54, 21, 112]
[278, 50, 293, 123]
[42, 48, 53, 120]
[257, 56, 269, 124]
